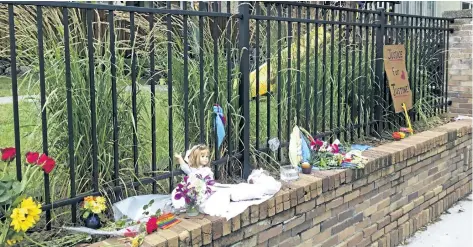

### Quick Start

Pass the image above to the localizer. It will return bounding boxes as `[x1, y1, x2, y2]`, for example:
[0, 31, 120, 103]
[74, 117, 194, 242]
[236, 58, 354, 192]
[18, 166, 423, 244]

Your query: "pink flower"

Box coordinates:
[330, 144, 339, 154]
[146, 217, 158, 234]
[310, 139, 324, 150]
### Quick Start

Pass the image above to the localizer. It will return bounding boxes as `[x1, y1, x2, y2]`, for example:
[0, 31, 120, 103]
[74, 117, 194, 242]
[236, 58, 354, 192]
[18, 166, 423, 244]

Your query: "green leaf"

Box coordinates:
[149, 199, 155, 205]
[83, 211, 90, 219]
[155, 209, 161, 217]
[11, 181, 22, 195]
[143, 204, 149, 210]
[0, 191, 12, 204]
[11, 194, 26, 207]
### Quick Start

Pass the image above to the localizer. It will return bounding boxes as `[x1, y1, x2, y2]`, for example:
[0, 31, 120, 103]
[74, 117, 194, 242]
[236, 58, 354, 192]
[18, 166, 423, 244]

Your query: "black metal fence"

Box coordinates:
[0, 1, 453, 228]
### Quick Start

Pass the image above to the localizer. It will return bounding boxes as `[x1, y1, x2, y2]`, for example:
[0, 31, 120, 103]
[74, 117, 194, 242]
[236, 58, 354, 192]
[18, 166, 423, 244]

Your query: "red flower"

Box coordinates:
[1, 147, 16, 162]
[146, 216, 158, 234]
[25, 152, 39, 164]
[37, 154, 56, 174]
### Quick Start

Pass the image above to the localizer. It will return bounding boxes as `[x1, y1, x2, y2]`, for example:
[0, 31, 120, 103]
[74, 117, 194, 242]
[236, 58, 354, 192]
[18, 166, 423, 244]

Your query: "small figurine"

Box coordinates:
[174, 144, 213, 178]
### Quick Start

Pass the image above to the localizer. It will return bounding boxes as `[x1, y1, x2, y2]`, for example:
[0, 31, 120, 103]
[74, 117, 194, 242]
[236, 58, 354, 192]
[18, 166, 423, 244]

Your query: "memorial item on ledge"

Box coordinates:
[287, 127, 368, 170]
[173, 144, 214, 211]
[400, 127, 413, 134]
[80, 196, 107, 229]
[174, 174, 215, 217]
[301, 162, 312, 174]
[392, 132, 405, 141]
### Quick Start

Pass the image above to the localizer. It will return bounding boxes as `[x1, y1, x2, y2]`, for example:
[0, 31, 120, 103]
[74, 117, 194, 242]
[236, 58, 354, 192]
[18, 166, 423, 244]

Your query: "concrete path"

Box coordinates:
[0, 95, 39, 105]
[401, 193, 472, 247]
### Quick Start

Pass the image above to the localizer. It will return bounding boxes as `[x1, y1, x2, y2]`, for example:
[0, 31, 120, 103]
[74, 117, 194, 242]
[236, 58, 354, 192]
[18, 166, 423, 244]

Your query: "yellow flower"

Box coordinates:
[95, 196, 106, 205]
[131, 235, 143, 247]
[10, 197, 42, 232]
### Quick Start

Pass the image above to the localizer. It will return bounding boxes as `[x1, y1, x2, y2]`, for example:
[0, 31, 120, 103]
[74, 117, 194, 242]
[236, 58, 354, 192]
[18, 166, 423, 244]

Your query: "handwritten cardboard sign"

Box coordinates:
[383, 45, 412, 113]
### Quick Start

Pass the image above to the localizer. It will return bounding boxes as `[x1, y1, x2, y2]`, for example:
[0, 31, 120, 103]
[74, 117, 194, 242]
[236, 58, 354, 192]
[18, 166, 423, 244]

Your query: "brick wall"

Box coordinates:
[444, 10, 473, 116]
[93, 120, 472, 247]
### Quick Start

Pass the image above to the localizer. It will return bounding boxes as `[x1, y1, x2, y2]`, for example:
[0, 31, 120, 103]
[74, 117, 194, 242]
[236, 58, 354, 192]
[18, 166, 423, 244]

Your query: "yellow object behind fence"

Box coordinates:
[247, 26, 330, 98]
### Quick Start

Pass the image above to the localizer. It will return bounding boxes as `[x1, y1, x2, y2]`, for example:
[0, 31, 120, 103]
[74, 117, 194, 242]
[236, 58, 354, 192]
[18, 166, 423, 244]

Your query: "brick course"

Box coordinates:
[91, 120, 472, 247]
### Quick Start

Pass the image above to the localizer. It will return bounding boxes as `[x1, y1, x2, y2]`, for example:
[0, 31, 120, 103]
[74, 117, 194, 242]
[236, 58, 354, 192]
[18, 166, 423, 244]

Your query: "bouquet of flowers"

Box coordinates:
[0, 147, 57, 246]
[174, 174, 214, 215]
[80, 196, 107, 219]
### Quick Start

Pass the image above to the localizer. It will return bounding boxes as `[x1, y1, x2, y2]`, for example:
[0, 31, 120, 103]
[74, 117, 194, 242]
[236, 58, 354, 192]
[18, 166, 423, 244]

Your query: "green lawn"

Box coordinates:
[0, 76, 40, 97]
[0, 102, 41, 151]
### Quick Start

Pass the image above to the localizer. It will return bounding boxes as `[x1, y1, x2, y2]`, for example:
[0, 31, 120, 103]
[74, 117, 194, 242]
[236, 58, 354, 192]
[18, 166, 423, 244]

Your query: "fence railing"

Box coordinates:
[0, 1, 453, 228]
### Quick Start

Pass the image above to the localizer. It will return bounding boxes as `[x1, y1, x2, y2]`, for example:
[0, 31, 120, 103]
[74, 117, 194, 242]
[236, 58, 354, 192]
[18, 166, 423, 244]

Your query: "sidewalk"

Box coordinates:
[401, 194, 472, 247]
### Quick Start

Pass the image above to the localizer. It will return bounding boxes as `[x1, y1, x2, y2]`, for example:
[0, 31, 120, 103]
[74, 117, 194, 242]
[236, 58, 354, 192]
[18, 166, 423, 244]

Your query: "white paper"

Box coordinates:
[112, 194, 172, 222]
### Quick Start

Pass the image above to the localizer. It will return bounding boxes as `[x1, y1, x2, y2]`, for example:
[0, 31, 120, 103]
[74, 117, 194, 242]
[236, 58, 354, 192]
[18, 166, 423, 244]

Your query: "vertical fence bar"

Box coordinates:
[370, 13, 376, 129]
[255, 3, 261, 151]
[63, 6, 77, 225]
[109, 9, 119, 195]
[329, 9, 335, 138]
[408, 17, 414, 120]
[344, 10, 350, 140]
[322, 9, 327, 135]
[418, 17, 424, 119]
[183, 4, 189, 152]
[212, 2, 220, 166]
[337, 9, 342, 138]
[266, 3, 272, 156]
[277, 4, 282, 160]
[304, 6, 310, 129]
[199, 2, 205, 143]
[109, 8, 121, 199]
[8, 4, 21, 182]
[413, 17, 419, 121]
[36, 5, 51, 230]
[374, 10, 385, 135]
[296, 6, 301, 126]
[239, 2, 251, 178]
[287, 4, 292, 142]
[439, 20, 447, 113]
[148, 12, 157, 193]
[226, 1, 232, 158]
[130, 11, 139, 182]
[350, 11, 356, 141]
[364, 12, 369, 135]
[314, 8, 319, 134]
[445, 20, 451, 113]
[86, 9, 99, 192]
[357, 12, 363, 138]
[436, 19, 441, 114]
[166, 1, 174, 189]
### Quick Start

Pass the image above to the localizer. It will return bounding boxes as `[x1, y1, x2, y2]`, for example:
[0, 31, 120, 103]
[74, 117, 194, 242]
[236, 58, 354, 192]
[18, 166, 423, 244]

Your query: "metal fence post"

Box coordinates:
[374, 9, 386, 135]
[238, 2, 251, 179]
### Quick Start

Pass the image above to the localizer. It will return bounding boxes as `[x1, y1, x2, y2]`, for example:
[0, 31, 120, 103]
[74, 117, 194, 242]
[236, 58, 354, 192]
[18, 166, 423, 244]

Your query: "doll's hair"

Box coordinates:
[188, 144, 210, 168]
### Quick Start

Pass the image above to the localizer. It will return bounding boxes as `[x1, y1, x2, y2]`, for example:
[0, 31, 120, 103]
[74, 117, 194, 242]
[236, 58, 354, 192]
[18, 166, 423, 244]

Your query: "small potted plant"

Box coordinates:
[80, 196, 107, 229]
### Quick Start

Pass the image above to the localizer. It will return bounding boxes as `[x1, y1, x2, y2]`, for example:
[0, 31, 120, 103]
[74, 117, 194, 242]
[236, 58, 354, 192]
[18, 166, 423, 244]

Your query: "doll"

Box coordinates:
[172, 144, 215, 210]
[174, 144, 213, 179]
